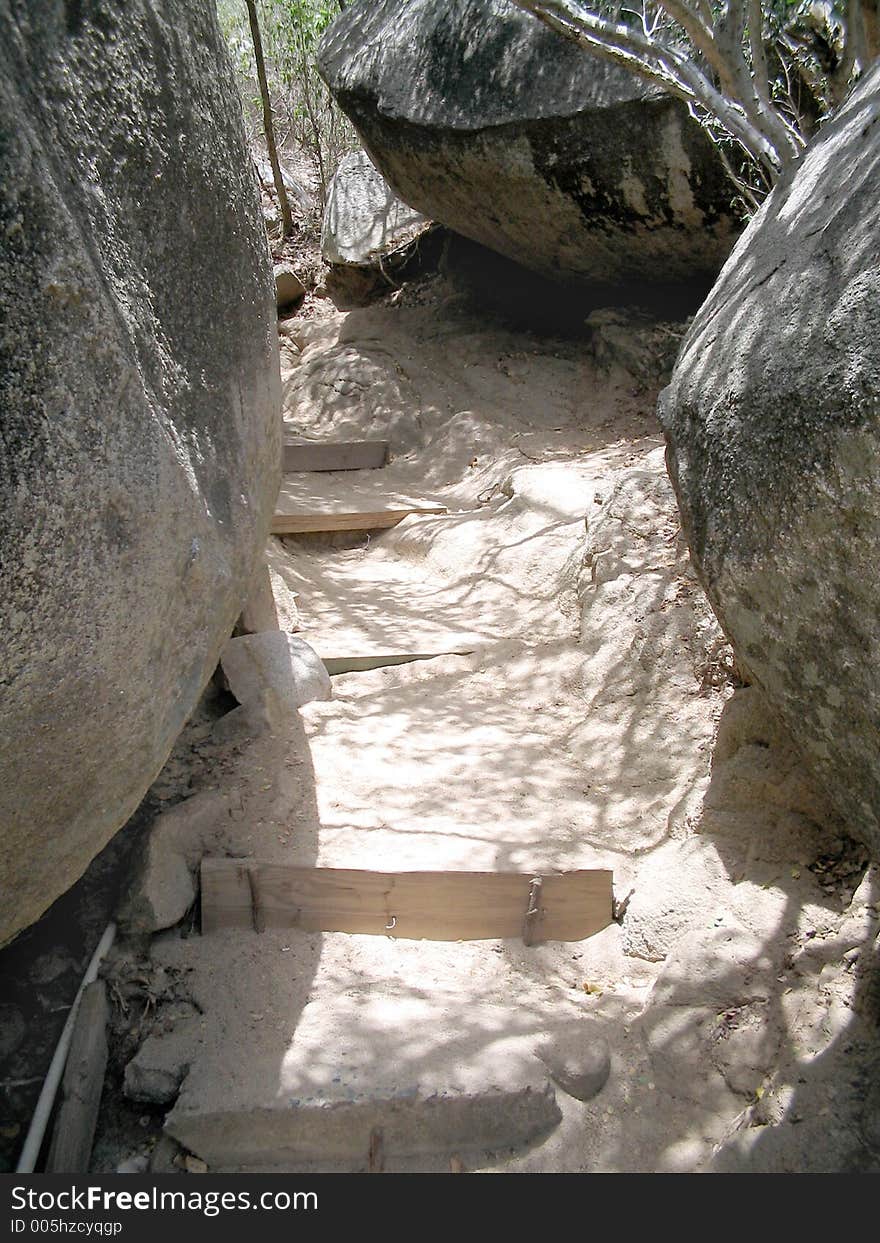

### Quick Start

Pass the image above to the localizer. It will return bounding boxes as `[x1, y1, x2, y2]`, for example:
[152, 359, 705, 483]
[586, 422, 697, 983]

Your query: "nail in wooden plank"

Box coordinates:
[522, 876, 543, 947]
[368, 1127, 384, 1173]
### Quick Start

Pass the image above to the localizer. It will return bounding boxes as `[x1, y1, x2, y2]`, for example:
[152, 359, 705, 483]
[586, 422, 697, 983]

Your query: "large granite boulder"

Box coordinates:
[322, 149, 430, 270]
[317, 0, 739, 290]
[0, 0, 280, 944]
[660, 66, 880, 855]
[321, 148, 435, 302]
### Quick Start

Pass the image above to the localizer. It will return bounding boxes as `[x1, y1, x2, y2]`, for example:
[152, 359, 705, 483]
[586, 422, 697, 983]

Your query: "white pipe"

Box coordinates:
[16, 921, 117, 1174]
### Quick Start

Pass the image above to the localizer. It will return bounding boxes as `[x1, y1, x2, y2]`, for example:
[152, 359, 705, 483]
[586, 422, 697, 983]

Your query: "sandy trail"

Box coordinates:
[131, 283, 879, 1174]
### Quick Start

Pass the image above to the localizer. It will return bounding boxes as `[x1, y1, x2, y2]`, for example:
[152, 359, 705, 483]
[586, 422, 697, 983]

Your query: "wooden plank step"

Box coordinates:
[321, 646, 476, 675]
[271, 504, 446, 535]
[200, 860, 613, 944]
[283, 439, 388, 473]
[273, 476, 446, 535]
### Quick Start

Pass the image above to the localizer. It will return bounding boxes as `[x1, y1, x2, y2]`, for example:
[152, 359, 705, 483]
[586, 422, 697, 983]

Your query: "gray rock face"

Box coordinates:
[220, 633, 332, 713]
[0, 1, 281, 945]
[317, 0, 739, 288]
[537, 1024, 611, 1101]
[124, 1034, 191, 1107]
[321, 149, 430, 269]
[117, 829, 196, 937]
[274, 264, 306, 311]
[660, 66, 880, 856]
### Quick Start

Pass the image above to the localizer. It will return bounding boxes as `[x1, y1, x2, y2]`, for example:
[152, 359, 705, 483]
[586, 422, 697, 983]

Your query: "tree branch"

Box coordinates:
[244, 0, 293, 237]
[748, 0, 772, 111]
[510, 0, 789, 175]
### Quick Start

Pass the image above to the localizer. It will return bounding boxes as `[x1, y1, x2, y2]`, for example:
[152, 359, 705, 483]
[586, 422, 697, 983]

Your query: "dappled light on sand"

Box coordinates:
[151, 282, 878, 1172]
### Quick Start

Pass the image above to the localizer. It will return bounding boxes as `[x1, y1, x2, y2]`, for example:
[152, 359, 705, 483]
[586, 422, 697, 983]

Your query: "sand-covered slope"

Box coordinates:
[106, 281, 879, 1173]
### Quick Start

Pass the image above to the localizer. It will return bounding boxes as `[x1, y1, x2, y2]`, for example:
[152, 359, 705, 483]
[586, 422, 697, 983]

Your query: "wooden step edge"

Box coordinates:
[282, 439, 389, 473]
[271, 504, 447, 535]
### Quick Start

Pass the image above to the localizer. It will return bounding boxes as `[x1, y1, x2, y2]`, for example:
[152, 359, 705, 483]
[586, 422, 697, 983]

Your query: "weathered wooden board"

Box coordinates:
[272, 504, 446, 535]
[283, 439, 388, 474]
[322, 646, 475, 675]
[273, 476, 447, 536]
[45, 980, 108, 1174]
[200, 859, 613, 943]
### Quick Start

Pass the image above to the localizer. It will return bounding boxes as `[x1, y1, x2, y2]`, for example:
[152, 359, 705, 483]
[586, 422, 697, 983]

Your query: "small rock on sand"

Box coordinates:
[220, 632, 332, 712]
[537, 1024, 611, 1101]
[274, 264, 305, 311]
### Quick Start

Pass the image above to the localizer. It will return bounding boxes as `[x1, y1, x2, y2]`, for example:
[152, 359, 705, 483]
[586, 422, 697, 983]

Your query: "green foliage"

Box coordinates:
[217, 0, 356, 213]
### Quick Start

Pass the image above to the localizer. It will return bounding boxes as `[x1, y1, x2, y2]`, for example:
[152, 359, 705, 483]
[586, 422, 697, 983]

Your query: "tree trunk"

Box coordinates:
[864, 0, 880, 60]
[244, 0, 293, 238]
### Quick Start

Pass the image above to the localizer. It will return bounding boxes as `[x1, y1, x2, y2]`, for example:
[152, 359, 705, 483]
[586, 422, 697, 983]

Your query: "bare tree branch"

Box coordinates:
[748, 0, 771, 111]
[508, 0, 879, 193]
[510, 0, 789, 175]
[244, 0, 293, 237]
